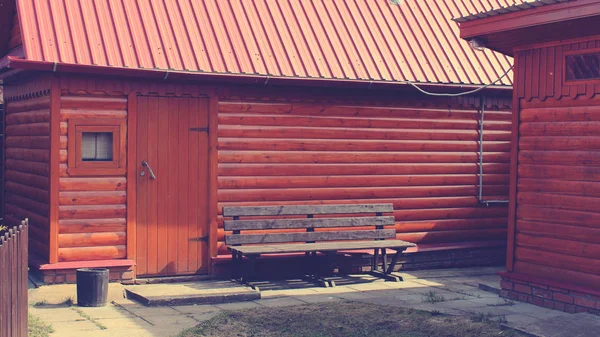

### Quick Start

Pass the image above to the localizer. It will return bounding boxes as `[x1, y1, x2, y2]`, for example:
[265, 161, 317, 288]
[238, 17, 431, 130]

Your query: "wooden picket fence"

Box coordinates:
[0, 219, 28, 337]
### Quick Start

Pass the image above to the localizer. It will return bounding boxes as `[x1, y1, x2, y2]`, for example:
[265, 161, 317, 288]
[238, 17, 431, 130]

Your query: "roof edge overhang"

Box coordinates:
[459, 0, 600, 56]
[1, 57, 512, 94]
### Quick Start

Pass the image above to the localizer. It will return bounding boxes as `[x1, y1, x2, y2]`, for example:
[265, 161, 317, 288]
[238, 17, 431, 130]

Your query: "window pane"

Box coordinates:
[566, 52, 600, 81]
[82, 132, 113, 161]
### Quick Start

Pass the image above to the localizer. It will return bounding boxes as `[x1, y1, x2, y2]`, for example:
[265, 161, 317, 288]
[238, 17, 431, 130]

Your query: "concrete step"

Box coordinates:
[125, 280, 260, 306]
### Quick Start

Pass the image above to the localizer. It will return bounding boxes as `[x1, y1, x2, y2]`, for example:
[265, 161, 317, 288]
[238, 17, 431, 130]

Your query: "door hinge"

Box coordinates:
[190, 127, 209, 132]
[190, 236, 209, 243]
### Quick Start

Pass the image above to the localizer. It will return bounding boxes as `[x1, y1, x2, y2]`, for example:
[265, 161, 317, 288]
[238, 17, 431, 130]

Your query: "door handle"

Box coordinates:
[141, 161, 156, 180]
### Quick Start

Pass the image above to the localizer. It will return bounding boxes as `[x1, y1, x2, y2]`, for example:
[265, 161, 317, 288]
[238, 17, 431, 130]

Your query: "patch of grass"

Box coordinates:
[472, 312, 508, 324]
[32, 300, 48, 307]
[488, 299, 516, 307]
[72, 307, 107, 330]
[176, 302, 529, 337]
[61, 296, 75, 306]
[422, 291, 446, 303]
[28, 313, 54, 337]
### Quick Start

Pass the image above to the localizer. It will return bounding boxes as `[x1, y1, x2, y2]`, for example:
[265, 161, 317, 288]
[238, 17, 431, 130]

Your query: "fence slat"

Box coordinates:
[0, 219, 29, 337]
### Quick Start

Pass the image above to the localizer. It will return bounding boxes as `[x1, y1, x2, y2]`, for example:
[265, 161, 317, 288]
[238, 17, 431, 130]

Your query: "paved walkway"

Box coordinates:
[28, 267, 600, 337]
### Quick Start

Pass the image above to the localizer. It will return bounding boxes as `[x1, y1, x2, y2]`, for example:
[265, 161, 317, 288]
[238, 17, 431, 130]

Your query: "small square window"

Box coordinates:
[565, 50, 600, 83]
[82, 132, 113, 161]
[67, 118, 126, 176]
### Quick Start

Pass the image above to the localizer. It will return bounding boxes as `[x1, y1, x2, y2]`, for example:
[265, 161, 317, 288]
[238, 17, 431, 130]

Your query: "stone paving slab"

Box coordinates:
[125, 280, 260, 306]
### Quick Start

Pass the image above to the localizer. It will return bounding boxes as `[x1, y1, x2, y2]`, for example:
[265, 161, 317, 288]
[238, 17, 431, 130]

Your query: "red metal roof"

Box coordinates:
[14, 0, 523, 86]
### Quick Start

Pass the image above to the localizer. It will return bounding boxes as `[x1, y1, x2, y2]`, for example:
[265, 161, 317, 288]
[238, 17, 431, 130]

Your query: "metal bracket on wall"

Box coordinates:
[190, 236, 209, 243]
[190, 127, 209, 132]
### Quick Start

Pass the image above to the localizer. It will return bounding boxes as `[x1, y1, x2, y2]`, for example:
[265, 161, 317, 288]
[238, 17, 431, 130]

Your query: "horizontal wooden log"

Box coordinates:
[58, 232, 127, 248]
[219, 114, 511, 131]
[5, 109, 50, 125]
[59, 191, 127, 206]
[519, 164, 600, 182]
[394, 207, 508, 222]
[5, 170, 50, 190]
[60, 149, 67, 164]
[516, 233, 600, 260]
[226, 229, 396, 245]
[59, 205, 127, 219]
[219, 138, 511, 152]
[58, 245, 127, 262]
[60, 135, 67, 149]
[517, 206, 600, 229]
[517, 220, 600, 244]
[59, 218, 127, 234]
[396, 218, 507, 233]
[5, 204, 49, 230]
[519, 151, 600, 166]
[60, 109, 127, 121]
[520, 121, 600, 136]
[6, 148, 49, 163]
[4, 192, 49, 217]
[218, 185, 509, 202]
[223, 204, 393, 217]
[218, 102, 512, 121]
[59, 177, 127, 191]
[6, 96, 50, 113]
[219, 163, 510, 176]
[6, 123, 50, 136]
[218, 196, 510, 214]
[518, 178, 600, 197]
[518, 192, 600, 213]
[224, 216, 395, 231]
[219, 151, 510, 164]
[5, 159, 49, 176]
[520, 106, 600, 123]
[516, 247, 600, 277]
[395, 228, 506, 244]
[219, 125, 510, 142]
[519, 136, 600, 151]
[218, 174, 509, 189]
[60, 122, 67, 135]
[5, 181, 49, 203]
[5, 136, 50, 149]
[513, 261, 600, 290]
[60, 95, 127, 110]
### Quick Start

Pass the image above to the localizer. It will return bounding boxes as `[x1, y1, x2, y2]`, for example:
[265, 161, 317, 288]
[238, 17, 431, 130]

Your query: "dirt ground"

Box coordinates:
[176, 302, 528, 337]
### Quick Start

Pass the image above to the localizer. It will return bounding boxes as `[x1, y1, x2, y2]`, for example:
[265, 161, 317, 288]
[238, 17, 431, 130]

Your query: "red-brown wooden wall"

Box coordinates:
[509, 36, 600, 290]
[3, 76, 53, 263]
[57, 95, 128, 262]
[215, 95, 513, 255]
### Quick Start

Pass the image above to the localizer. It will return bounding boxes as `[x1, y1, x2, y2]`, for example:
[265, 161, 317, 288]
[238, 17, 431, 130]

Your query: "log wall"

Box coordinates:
[510, 37, 600, 290]
[58, 95, 128, 262]
[3, 76, 53, 262]
[216, 98, 513, 255]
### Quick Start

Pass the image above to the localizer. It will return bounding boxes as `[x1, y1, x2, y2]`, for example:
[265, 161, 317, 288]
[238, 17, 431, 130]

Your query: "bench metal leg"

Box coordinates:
[370, 248, 404, 282]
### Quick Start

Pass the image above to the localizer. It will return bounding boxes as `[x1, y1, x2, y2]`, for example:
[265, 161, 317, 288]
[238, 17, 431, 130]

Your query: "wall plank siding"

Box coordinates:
[216, 100, 512, 255]
[4, 93, 51, 262]
[512, 37, 600, 289]
[58, 95, 128, 262]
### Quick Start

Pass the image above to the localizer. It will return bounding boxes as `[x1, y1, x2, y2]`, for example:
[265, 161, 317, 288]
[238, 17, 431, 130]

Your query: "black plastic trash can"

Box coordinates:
[76, 268, 109, 307]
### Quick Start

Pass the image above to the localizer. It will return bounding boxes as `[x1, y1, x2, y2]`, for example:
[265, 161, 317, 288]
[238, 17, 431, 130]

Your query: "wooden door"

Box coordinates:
[135, 96, 210, 276]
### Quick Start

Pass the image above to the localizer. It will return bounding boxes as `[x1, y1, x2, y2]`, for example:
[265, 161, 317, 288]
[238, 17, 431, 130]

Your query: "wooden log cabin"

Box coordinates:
[0, 0, 519, 283]
[458, 0, 600, 314]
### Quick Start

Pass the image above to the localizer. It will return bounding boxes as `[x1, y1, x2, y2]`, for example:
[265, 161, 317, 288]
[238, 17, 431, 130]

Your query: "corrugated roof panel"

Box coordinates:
[455, 0, 569, 22]
[16, 0, 525, 86]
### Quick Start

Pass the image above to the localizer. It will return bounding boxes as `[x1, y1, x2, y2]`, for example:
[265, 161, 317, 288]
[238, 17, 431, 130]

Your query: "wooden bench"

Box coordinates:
[223, 204, 416, 288]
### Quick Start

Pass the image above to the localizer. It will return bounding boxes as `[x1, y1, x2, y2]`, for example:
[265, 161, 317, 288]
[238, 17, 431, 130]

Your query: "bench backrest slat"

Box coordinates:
[225, 229, 396, 245]
[224, 216, 395, 231]
[222, 204, 393, 217]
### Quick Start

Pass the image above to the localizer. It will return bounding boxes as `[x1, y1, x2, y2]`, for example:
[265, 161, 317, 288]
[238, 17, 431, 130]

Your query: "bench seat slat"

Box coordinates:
[222, 204, 394, 217]
[225, 229, 396, 245]
[228, 240, 416, 255]
[224, 216, 395, 231]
